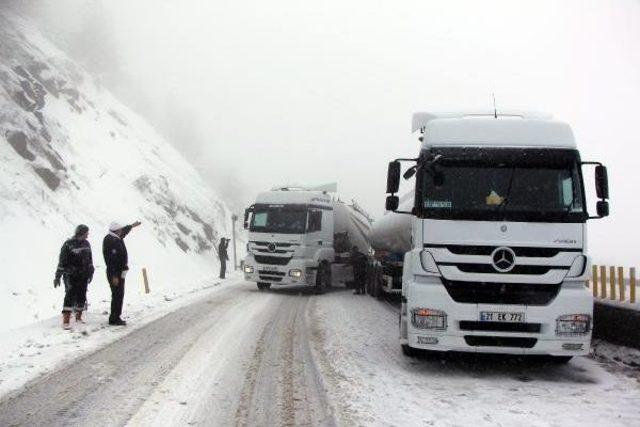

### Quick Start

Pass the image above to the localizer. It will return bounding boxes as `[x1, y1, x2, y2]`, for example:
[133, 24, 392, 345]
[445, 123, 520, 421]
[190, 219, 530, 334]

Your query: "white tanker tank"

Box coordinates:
[370, 193, 413, 254]
[367, 193, 414, 296]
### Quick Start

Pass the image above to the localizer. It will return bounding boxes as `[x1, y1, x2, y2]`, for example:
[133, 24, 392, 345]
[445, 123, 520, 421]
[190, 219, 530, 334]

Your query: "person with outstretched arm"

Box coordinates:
[103, 221, 141, 326]
[53, 224, 95, 329]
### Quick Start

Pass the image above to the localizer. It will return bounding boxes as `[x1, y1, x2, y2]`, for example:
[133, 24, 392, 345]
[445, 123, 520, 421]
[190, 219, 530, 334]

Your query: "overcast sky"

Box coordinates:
[31, 0, 640, 265]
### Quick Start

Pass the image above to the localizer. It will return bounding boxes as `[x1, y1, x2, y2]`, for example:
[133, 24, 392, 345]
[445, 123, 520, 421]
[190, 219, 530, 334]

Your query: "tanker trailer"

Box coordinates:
[367, 193, 413, 297]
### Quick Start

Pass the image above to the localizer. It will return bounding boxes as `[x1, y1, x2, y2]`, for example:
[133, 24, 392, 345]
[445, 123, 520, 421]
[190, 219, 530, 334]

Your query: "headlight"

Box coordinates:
[566, 255, 587, 278]
[556, 314, 591, 335]
[243, 265, 254, 274]
[419, 251, 440, 274]
[289, 269, 302, 278]
[411, 308, 447, 330]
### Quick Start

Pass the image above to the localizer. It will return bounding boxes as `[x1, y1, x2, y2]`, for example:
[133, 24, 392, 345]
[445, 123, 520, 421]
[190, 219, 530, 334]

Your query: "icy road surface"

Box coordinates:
[0, 282, 639, 426]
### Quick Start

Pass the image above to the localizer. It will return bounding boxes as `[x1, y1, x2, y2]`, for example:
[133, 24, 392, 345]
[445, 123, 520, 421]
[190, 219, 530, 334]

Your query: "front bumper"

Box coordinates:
[243, 256, 317, 286]
[402, 277, 593, 356]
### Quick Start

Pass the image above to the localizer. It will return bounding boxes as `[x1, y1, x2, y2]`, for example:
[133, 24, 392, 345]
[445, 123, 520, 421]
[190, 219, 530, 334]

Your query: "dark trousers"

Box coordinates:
[108, 275, 126, 322]
[62, 275, 89, 313]
[220, 259, 227, 279]
[354, 271, 366, 293]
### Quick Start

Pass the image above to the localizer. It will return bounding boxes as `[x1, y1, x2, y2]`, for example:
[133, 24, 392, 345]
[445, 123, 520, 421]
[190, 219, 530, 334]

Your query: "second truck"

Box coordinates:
[243, 184, 372, 292]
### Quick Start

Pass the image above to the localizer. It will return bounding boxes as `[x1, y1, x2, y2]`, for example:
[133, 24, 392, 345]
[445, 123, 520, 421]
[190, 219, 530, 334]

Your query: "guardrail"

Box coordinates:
[587, 265, 637, 304]
[587, 265, 640, 349]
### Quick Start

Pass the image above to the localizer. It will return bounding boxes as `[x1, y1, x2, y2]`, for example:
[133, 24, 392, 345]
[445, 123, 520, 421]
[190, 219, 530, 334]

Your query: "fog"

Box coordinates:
[25, 0, 640, 265]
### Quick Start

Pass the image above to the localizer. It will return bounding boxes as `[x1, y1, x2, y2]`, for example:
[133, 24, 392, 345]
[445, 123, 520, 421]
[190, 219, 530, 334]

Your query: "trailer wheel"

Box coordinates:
[315, 262, 330, 294]
[257, 282, 271, 291]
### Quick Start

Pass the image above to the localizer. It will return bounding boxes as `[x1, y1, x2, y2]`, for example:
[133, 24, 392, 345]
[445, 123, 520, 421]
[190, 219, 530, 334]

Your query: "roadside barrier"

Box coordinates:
[588, 265, 637, 304]
[588, 265, 639, 349]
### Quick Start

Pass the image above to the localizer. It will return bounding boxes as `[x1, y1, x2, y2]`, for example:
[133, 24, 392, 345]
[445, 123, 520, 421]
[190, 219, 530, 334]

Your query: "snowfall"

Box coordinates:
[1, 5, 640, 427]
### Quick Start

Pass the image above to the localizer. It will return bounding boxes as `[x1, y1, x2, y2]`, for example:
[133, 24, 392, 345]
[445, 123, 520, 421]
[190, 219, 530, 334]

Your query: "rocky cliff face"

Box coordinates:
[0, 9, 232, 324]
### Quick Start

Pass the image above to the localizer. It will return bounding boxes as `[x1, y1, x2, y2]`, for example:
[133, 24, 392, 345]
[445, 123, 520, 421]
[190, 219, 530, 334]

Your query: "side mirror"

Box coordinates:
[243, 207, 252, 230]
[386, 161, 401, 194]
[595, 165, 609, 199]
[385, 195, 399, 211]
[596, 200, 609, 218]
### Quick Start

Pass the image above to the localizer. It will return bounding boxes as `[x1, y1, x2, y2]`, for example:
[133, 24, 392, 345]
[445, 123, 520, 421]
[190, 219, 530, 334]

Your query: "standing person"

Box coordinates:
[351, 246, 367, 295]
[218, 237, 230, 279]
[103, 221, 141, 326]
[53, 224, 94, 329]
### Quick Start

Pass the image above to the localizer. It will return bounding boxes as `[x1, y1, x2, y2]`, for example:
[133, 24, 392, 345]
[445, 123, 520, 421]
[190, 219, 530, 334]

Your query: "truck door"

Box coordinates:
[304, 208, 331, 254]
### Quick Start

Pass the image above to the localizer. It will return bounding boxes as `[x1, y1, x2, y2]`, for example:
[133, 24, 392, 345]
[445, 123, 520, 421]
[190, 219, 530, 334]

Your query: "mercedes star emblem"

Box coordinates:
[491, 247, 516, 273]
[267, 243, 277, 253]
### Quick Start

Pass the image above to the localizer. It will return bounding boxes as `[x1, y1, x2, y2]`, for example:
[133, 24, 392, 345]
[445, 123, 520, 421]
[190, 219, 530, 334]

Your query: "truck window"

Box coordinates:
[308, 210, 322, 232]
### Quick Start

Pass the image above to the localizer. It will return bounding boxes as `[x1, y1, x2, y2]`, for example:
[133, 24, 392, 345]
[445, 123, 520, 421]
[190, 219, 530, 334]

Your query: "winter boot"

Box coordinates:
[75, 311, 84, 323]
[62, 312, 71, 330]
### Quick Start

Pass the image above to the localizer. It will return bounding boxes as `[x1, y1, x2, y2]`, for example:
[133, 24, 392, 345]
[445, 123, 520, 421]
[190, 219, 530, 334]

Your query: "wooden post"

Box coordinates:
[600, 265, 607, 299]
[618, 266, 625, 302]
[142, 268, 150, 294]
[631, 267, 636, 304]
[609, 266, 616, 301]
[592, 264, 598, 297]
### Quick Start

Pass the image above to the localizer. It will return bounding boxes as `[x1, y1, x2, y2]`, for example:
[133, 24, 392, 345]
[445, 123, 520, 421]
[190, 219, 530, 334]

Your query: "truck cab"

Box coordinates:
[386, 112, 610, 360]
[243, 188, 335, 291]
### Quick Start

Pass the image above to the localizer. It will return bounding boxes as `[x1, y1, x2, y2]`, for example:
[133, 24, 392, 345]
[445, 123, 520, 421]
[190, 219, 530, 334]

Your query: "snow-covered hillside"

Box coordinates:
[0, 10, 232, 331]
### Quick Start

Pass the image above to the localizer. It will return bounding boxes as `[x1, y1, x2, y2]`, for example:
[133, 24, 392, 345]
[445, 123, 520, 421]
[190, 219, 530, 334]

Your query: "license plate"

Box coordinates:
[263, 266, 280, 272]
[480, 311, 525, 322]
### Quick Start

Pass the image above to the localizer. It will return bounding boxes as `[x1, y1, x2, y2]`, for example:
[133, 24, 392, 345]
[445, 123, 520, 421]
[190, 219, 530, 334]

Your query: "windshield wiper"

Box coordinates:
[496, 167, 517, 218]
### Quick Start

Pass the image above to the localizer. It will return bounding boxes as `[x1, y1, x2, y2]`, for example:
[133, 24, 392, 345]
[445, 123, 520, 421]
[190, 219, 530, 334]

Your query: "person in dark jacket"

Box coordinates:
[103, 221, 141, 326]
[351, 246, 367, 295]
[54, 224, 94, 329]
[218, 238, 230, 279]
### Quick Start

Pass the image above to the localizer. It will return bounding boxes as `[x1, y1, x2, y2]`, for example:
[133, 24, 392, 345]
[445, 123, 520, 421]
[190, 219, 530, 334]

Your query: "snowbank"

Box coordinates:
[0, 9, 235, 332]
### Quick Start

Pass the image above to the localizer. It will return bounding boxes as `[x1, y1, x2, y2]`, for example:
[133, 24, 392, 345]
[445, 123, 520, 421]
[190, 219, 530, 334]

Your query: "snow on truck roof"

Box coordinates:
[255, 189, 333, 206]
[412, 111, 576, 149]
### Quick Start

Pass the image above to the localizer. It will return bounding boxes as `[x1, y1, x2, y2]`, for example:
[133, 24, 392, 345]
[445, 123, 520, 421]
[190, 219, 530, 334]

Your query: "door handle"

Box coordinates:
[317, 240, 323, 245]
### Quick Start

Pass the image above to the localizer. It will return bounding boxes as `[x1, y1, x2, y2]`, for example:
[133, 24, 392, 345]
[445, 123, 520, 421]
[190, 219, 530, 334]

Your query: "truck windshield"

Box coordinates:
[249, 205, 308, 234]
[419, 148, 586, 223]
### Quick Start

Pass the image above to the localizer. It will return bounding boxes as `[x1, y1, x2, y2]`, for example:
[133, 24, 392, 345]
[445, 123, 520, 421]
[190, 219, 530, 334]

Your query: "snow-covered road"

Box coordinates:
[0, 282, 639, 426]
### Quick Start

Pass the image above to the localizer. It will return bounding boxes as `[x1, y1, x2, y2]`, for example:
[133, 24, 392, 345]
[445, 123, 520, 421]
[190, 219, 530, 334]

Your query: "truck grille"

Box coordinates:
[449, 264, 558, 275]
[434, 245, 579, 258]
[254, 255, 291, 266]
[442, 279, 561, 305]
[459, 321, 541, 333]
[464, 336, 537, 348]
[258, 270, 286, 282]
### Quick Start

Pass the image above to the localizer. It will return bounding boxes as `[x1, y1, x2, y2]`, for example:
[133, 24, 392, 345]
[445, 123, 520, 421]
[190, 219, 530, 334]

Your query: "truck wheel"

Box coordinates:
[549, 356, 573, 364]
[315, 263, 330, 294]
[402, 344, 419, 358]
[257, 282, 271, 291]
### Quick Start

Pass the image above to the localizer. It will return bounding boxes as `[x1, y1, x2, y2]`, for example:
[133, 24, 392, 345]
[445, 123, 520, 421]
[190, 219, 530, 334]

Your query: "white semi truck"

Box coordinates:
[243, 185, 372, 292]
[377, 111, 610, 361]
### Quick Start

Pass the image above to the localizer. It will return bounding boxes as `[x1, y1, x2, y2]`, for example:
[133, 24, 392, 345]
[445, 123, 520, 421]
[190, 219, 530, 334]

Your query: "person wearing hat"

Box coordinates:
[102, 220, 141, 326]
[53, 224, 95, 329]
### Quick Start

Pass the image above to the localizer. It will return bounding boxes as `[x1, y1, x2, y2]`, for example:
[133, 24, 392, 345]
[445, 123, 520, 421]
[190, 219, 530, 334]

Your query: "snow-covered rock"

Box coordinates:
[0, 9, 233, 331]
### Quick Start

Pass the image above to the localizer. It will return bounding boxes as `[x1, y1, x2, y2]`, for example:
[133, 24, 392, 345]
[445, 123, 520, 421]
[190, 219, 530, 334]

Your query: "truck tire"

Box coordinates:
[257, 282, 271, 291]
[401, 344, 419, 358]
[548, 356, 573, 364]
[315, 263, 330, 294]
[374, 266, 383, 300]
